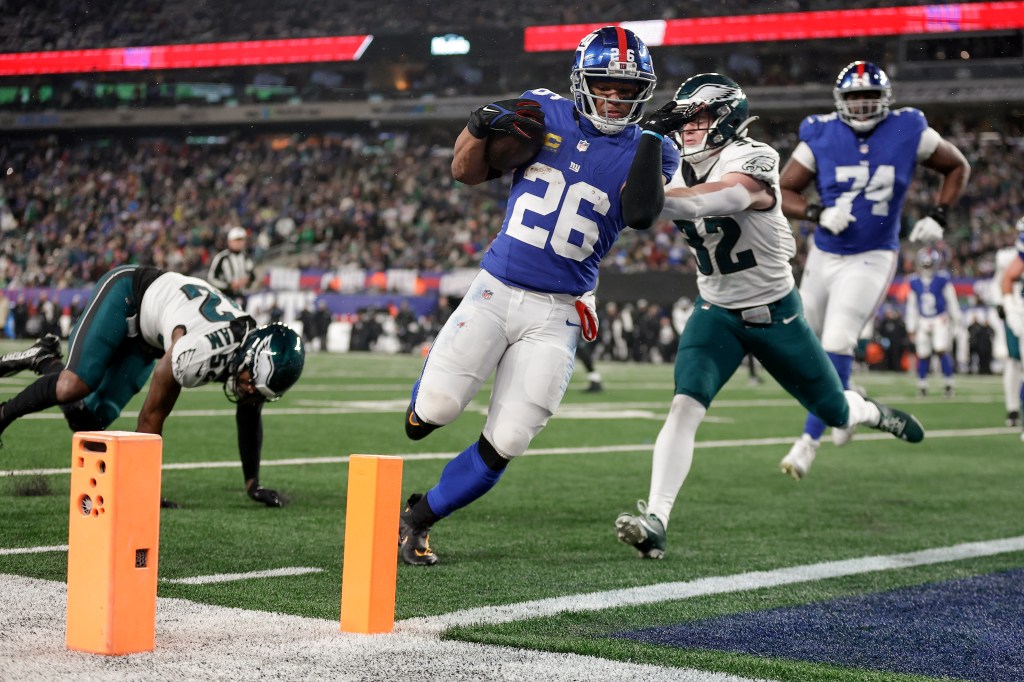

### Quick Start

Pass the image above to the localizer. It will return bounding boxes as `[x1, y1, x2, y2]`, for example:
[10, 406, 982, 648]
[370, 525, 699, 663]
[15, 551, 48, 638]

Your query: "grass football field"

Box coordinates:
[2, 342, 1022, 681]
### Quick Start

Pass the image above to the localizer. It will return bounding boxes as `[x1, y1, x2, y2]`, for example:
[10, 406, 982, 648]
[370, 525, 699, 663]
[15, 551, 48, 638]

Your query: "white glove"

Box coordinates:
[575, 291, 599, 342]
[818, 206, 857, 235]
[1004, 294, 1024, 338]
[909, 216, 944, 243]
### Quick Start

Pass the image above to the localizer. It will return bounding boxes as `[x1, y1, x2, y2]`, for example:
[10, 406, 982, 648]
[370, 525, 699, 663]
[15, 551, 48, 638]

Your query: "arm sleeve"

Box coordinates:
[916, 127, 942, 162]
[621, 134, 667, 230]
[236, 400, 264, 482]
[943, 282, 962, 326]
[904, 290, 919, 333]
[790, 141, 816, 174]
[661, 183, 752, 221]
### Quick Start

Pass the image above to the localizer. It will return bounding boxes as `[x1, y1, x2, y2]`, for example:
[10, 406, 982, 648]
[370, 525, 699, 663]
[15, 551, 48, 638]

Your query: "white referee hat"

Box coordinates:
[227, 226, 247, 241]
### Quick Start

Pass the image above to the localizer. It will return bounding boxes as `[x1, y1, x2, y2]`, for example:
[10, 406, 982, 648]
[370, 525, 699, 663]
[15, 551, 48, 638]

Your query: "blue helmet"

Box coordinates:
[833, 61, 892, 132]
[916, 247, 941, 273]
[570, 26, 656, 135]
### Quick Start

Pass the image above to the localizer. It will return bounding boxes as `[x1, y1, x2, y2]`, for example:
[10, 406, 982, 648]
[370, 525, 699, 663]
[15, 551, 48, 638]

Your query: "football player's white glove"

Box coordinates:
[909, 216, 944, 243]
[1003, 294, 1024, 339]
[575, 291, 599, 342]
[818, 206, 857, 235]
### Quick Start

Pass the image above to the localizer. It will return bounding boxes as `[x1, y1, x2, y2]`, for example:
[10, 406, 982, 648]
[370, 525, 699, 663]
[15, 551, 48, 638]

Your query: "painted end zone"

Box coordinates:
[612, 568, 1024, 681]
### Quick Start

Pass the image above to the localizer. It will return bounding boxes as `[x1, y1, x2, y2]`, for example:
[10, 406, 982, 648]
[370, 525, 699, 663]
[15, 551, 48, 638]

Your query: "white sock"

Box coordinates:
[845, 389, 881, 427]
[647, 394, 705, 530]
[1004, 360, 1021, 411]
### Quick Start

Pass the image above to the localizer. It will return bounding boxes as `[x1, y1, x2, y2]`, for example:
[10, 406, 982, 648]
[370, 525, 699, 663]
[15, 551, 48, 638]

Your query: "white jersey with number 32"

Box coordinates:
[667, 138, 796, 308]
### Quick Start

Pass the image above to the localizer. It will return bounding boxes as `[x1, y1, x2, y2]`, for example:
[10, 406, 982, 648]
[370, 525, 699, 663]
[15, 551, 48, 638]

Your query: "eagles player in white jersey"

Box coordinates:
[992, 221, 1024, 427]
[998, 216, 1024, 435]
[614, 74, 925, 559]
[0, 265, 305, 507]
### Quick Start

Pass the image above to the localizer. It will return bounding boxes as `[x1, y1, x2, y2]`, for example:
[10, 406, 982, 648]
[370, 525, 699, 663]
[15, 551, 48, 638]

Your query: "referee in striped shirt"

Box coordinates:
[208, 226, 255, 307]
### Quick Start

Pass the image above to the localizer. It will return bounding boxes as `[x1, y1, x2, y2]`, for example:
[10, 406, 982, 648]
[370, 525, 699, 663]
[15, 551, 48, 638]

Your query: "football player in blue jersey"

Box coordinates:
[905, 247, 961, 397]
[397, 26, 681, 565]
[778, 61, 970, 480]
[614, 73, 924, 560]
[0, 266, 305, 507]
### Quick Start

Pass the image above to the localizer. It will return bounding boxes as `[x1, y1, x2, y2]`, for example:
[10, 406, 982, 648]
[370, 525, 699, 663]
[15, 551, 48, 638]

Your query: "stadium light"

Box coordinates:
[524, 2, 1024, 51]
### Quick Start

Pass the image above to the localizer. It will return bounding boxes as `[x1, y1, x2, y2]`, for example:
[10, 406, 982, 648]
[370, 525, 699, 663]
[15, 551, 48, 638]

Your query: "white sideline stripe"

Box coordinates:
[0, 544, 67, 556]
[0, 575, 762, 682]
[396, 535, 1024, 636]
[162, 566, 323, 585]
[1, 426, 1016, 478]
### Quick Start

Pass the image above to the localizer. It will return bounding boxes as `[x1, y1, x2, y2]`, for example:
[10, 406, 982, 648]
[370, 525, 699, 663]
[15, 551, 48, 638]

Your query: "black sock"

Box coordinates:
[1, 373, 61, 427]
[407, 493, 442, 529]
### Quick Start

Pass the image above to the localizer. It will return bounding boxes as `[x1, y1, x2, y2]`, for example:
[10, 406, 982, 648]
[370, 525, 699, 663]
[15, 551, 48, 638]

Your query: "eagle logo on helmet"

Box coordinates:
[224, 323, 305, 403]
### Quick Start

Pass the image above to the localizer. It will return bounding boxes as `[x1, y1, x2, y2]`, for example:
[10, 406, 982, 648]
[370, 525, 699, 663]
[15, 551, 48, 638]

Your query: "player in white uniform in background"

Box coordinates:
[992, 221, 1024, 426]
[614, 74, 924, 559]
[0, 266, 305, 507]
[398, 26, 680, 566]
[999, 216, 1024, 437]
[905, 247, 961, 397]
[778, 61, 970, 480]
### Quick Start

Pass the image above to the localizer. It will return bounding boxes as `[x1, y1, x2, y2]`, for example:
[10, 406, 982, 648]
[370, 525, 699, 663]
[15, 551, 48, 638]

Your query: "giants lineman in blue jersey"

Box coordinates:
[906, 248, 961, 397]
[397, 26, 679, 565]
[779, 61, 970, 480]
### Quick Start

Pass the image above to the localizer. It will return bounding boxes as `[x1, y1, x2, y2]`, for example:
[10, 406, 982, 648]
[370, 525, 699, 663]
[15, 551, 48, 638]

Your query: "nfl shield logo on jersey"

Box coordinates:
[481, 289, 493, 300]
[576, 139, 590, 152]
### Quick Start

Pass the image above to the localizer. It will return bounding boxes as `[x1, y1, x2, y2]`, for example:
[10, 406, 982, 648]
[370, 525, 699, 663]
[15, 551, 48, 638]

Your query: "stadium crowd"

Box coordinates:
[2, 118, 1021, 291]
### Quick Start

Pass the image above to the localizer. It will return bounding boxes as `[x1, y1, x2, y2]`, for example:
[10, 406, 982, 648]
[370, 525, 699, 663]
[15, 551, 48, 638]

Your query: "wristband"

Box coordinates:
[929, 204, 950, 228]
[804, 203, 823, 223]
[641, 129, 664, 141]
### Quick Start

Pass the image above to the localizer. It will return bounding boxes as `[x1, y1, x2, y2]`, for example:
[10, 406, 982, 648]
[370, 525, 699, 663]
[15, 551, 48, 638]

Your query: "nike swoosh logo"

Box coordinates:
[565, 320, 581, 328]
[782, 314, 799, 324]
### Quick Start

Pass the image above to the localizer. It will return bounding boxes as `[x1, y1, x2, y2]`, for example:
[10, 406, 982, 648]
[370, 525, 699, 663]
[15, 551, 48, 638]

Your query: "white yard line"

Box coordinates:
[396, 535, 1024, 636]
[161, 567, 324, 585]
[0, 544, 68, 556]
[1, 426, 1016, 479]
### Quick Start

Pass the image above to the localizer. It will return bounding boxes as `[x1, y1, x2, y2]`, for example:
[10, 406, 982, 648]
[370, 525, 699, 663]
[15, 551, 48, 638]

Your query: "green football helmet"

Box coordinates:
[671, 73, 753, 163]
[225, 323, 305, 403]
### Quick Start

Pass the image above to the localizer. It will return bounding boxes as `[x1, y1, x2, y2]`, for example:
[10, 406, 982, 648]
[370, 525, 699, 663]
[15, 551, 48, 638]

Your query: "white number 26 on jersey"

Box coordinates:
[505, 163, 609, 262]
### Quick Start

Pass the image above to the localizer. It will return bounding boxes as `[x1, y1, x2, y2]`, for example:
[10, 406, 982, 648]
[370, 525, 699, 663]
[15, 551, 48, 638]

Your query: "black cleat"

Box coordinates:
[248, 485, 289, 507]
[867, 398, 925, 443]
[944, 385, 955, 398]
[1007, 410, 1021, 428]
[584, 381, 603, 393]
[160, 498, 181, 509]
[399, 493, 439, 566]
[0, 334, 63, 378]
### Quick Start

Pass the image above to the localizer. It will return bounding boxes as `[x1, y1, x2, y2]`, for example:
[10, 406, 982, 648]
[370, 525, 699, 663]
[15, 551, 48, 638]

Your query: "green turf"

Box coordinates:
[2, 343, 1021, 680]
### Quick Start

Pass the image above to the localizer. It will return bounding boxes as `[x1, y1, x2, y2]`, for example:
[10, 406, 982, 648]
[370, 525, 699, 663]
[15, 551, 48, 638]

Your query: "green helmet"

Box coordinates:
[225, 323, 305, 403]
[672, 73, 751, 162]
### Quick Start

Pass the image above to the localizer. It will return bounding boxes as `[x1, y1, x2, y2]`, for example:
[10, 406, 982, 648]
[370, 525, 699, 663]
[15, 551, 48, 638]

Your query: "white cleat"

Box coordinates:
[780, 435, 819, 481]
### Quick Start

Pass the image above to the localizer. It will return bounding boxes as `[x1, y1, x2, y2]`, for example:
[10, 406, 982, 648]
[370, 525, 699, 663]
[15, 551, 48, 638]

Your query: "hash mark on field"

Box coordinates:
[0, 544, 68, 556]
[162, 567, 324, 585]
[396, 536, 1024, 636]
[1, 426, 1016, 478]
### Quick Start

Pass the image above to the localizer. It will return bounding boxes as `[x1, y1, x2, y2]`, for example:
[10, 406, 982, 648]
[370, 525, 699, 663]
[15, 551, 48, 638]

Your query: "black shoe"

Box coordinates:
[944, 385, 955, 398]
[917, 386, 928, 398]
[248, 485, 288, 507]
[1007, 410, 1021, 428]
[399, 493, 439, 566]
[585, 381, 603, 393]
[160, 498, 181, 509]
[867, 398, 925, 443]
[0, 334, 62, 378]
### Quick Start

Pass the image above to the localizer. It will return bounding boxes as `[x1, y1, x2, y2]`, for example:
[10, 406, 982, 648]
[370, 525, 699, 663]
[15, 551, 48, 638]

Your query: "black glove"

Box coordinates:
[638, 100, 706, 137]
[248, 484, 289, 507]
[997, 304, 1006, 320]
[467, 99, 544, 141]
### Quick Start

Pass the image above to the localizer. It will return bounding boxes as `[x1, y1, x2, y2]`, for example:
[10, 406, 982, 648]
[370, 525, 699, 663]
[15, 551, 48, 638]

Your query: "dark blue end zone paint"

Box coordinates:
[612, 569, 1024, 682]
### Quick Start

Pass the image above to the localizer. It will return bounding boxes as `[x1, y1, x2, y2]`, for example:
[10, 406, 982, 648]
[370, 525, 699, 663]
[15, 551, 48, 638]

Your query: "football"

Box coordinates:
[485, 127, 545, 173]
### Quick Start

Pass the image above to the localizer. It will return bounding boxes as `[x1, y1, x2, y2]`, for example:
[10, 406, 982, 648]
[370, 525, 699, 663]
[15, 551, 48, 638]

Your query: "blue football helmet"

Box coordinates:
[225, 323, 305, 403]
[570, 26, 656, 135]
[834, 61, 892, 133]
[916, 247, 941, 274]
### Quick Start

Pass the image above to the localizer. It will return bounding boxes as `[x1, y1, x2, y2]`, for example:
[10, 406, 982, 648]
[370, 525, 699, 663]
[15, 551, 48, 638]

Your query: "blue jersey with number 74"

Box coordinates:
[480, 88, 679, 295]
[801, 107, 928, 255]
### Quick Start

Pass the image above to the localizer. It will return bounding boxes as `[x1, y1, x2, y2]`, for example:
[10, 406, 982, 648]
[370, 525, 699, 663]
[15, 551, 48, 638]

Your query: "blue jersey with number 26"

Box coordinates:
[801, 107, 928, 255]
[481, 88, 679, 295]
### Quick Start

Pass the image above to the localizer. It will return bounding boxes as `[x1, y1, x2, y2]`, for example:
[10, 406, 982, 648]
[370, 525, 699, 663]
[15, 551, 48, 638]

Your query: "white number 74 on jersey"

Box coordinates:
[834, 164, 895, 217]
